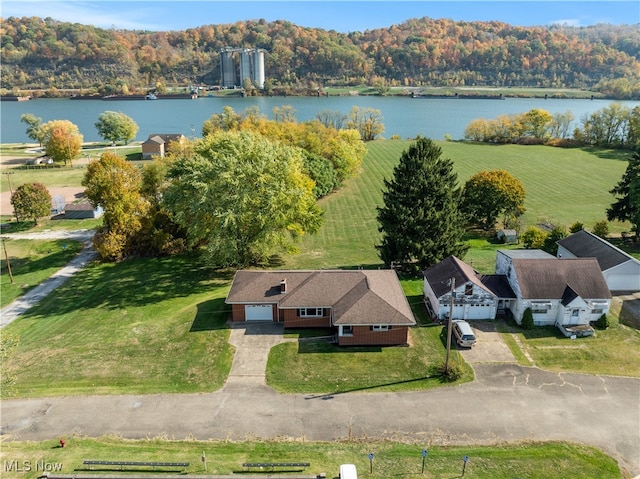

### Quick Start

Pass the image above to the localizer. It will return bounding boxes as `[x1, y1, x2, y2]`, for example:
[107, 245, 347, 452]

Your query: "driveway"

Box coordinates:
[1, 323, 639, 477]
[457, 321, 517, 364]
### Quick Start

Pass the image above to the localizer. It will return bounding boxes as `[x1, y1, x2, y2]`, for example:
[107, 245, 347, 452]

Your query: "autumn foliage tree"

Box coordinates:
[40, 120, 83, 165]
[10, 182, 51, 224]
[82, 152, 150, 261]
[461, 170, 526, 230]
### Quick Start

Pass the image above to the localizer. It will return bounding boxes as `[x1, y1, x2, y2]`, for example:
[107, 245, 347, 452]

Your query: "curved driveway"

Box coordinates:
[2, 323, 639, 477]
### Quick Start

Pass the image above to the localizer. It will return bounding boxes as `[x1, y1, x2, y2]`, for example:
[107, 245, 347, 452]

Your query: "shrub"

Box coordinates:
[592, 220, 610, 238]
[569, 221, 584, 233]
[595, 314, 609, 330]
[434, 361, 464, 382]
[522, 308, 534, 330]
[521, 226, 547, 249]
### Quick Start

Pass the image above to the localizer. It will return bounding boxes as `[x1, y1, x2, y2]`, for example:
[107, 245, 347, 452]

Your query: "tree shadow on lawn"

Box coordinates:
[190, 297, 230, 332]
[20, 254, 234, 319]
[579, 147, 632, 161]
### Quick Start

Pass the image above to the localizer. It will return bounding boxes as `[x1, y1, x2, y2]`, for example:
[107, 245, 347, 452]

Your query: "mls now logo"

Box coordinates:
[3, 460, 63, 473]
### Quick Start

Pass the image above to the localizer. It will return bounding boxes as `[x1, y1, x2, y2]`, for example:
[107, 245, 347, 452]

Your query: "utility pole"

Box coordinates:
[2, 237, 14, 284]
[444, 277, 455, 374]
[3, 171, 19, 223]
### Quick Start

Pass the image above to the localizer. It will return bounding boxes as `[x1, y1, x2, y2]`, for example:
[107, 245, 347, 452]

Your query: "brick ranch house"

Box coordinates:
[225, 269, 416, 346]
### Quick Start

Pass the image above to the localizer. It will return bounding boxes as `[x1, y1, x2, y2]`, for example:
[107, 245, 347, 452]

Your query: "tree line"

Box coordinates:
[464, 103, 640, 150]
[1, 16, 639, 98]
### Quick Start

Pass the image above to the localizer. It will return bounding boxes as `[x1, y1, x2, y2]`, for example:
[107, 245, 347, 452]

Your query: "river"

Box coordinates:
[1, 95, 638, 143]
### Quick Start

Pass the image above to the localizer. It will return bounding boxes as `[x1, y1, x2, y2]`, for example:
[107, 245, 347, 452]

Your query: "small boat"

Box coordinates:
[146, 93, 157, 100]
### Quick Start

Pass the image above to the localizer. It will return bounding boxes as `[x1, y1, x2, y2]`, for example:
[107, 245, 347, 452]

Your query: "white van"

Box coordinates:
[452, 320, 477, 348]
[339, 463, 358, 479]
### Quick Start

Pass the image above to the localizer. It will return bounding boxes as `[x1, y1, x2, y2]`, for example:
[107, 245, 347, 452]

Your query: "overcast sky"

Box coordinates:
[1, 0, 638, 32]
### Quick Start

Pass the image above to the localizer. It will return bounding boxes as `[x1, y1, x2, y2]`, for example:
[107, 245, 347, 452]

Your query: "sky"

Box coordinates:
[0, 0, 638, 32]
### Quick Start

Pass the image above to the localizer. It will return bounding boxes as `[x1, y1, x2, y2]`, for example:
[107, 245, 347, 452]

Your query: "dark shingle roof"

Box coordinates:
[480, 274, 516, 299]
[557, 229, 635, 271]
[511, 258, 611, 300]
[226, 270, 415, 326]
[423, 256, 494, 298]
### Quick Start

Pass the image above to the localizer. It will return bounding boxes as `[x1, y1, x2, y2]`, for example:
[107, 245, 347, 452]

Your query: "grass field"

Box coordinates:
[2, 255, 235, 397]
[0, 239, 83, 308]
[285, 141, 630, 271]
[2, 141, 638, 398]
[0, 437, 622, 479]
[500, 315, 640, 376]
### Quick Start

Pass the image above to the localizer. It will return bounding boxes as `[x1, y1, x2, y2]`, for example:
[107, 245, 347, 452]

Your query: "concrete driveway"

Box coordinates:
[2, 322, 639, 477]
[456, 321, 517, 364]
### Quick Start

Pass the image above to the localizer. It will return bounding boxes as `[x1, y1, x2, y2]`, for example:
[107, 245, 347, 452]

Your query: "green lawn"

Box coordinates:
[2, 255, 235, 397]
[498, 314, 640, 377]
[284, 141, 631, 270]
[0, 437, 622, 479]
[0, 239, 84, 308]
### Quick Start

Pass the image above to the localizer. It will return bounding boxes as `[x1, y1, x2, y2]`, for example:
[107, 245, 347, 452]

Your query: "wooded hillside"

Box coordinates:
[1, 16, 639, 98]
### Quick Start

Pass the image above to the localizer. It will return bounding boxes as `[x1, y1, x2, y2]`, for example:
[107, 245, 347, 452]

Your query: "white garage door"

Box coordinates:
[245, 304, 273, 321]
[467, 305, 493, 320]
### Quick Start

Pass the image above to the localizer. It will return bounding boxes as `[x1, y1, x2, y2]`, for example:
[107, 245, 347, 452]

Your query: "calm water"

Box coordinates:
[1, 95, 639, 143]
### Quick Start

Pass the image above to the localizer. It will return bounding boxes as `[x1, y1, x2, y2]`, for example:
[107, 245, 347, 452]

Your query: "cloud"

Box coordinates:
[550, 18, 581, 27]
[1, 1, 163, 30]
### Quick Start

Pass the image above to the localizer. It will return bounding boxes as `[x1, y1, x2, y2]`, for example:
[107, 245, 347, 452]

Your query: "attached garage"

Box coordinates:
[244, 304, 274, 321]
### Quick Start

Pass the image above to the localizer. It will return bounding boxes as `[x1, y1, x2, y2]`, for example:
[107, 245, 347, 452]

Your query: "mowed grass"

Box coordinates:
[501, 314, 640, 377]
[0, 239, 84, 308]
[284, 141, 630, 270]
[0, 437, 622, 479]
[2, 255, 235, 398]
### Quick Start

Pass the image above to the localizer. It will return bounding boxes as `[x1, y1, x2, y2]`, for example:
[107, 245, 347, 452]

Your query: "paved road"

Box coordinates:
[0, 242, 638, 477]
[2, 323, 639, 477]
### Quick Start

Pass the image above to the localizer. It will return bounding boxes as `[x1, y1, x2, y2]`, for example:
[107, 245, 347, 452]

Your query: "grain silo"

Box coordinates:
[239, 49, 252, 86]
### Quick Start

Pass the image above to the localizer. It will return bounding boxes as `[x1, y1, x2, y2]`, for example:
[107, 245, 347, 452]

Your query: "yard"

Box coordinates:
[2, 141, 638, 397]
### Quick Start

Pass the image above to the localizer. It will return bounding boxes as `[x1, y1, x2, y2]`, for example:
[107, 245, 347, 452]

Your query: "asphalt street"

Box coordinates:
[2, 325, 639, 477]
[0, 236, 639, 477]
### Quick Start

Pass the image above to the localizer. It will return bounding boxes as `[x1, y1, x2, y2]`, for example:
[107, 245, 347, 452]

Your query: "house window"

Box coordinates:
[531, 302, 551, 314]
[297, 308, 323, 317]
[465, 283, 473, 296]
[572, 309, 579, 317]
[592, 308, 603, 315]
[341, 325, 353, 336]
[370, 325, 391, 331]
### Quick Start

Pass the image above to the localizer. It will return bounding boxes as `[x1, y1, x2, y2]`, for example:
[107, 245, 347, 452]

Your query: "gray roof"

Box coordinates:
[226, 270, 415, 326]
[557, 229, 637, 271]
[480, 274, 517, 299]
[498, 249, 555, 260]
[511, 258, 611, 300]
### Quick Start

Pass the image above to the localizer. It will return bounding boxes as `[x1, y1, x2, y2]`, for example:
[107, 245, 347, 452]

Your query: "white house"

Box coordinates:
[557, 230, 640, 292]
[495, 250, 612, 334]
[423, 256, 515, 321]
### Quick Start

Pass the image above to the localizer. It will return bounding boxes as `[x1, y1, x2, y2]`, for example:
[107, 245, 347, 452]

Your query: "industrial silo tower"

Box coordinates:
[239, 49, 253, 86]
[252, 49, 265, 88]
[220, 47, 236, 88]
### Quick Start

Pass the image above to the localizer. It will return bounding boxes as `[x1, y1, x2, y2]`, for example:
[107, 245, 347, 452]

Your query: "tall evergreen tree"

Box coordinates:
[607, 150, 640, 240]
[376, 137, 468, 273]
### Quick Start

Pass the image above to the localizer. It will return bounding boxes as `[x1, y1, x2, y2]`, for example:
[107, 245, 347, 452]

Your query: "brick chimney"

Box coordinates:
[280, 278, 287, 294]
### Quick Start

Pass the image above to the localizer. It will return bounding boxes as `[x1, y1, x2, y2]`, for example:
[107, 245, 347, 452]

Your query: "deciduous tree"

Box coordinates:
[95, 111, 139, 145]
[461, 170, 526, 230]
[163, 131, 323, 267]
[376, 137, 468, 273]
[607, 151, 640, 240]
[20, 113, 44, 146]
[10, 182, 51, 224]
[347, 106, 385, 141]
[40, 120, 83, 165]
[82, 152, 150, 261]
